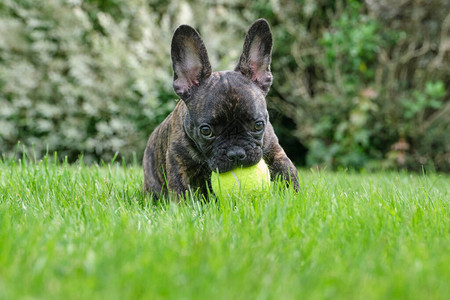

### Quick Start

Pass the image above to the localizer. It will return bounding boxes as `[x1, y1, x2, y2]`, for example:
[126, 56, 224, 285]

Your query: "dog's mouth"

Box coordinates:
[209, 161, 252, 173]
[208, 155, 262, 173]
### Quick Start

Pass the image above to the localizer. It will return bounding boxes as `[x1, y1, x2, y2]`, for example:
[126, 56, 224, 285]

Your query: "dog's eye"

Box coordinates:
[254, 121, 265, 132]
[200, 125, 213, 138]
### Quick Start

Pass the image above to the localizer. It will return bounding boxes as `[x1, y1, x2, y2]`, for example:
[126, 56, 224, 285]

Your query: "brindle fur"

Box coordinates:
[143, 19, 299, 199]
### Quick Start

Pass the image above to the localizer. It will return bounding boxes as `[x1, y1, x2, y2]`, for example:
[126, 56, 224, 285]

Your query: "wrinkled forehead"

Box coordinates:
[188, 71, 267, 124]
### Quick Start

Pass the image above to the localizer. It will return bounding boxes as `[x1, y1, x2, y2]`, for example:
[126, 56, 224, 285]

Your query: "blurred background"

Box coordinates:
[0, 0, 449, 171]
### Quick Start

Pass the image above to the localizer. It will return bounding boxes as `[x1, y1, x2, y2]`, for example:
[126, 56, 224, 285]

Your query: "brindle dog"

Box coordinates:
[143, 19, 299, 198]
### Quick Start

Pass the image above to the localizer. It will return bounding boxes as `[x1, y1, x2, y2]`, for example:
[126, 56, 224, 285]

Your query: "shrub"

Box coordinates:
[0, 0, 175, 163]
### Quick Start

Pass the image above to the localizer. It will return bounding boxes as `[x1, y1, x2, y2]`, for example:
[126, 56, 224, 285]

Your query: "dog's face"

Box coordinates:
[183, 71, 268, 173]
[171, 20, 273, 173]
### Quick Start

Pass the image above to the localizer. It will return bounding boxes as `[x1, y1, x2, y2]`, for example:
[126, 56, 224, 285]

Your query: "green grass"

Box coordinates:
[0, 156, 449, 300]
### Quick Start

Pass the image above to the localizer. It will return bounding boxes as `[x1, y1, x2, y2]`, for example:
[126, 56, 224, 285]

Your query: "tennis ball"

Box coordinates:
[211, 159, 271, 196]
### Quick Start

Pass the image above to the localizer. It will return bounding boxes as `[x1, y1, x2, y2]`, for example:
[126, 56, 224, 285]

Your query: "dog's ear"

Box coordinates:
[171, 25, 212, 101]
[235, 19, 273, 95]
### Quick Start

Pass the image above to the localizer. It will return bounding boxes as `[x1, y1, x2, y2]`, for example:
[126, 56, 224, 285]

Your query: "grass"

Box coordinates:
[0, 155, 449, 300]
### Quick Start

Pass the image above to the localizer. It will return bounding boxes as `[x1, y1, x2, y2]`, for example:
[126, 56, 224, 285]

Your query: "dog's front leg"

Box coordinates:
[165, 153, 191, 199]
[265, 144, 300, 191]
[263, 125, 300, 191]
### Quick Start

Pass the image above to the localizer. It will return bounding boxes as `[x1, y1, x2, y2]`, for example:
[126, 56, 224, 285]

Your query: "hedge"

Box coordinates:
[1, 0, 449, 171]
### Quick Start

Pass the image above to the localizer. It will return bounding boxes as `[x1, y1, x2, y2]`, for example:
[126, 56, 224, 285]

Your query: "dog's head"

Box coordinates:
[171, 19, 273, 173]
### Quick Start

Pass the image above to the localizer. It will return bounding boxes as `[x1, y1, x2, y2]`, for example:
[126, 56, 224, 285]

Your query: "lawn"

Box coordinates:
[0, 156, 449, 299]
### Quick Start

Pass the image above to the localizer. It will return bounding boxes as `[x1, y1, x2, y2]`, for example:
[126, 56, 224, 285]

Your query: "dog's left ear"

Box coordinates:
[235, 19, 273, 95]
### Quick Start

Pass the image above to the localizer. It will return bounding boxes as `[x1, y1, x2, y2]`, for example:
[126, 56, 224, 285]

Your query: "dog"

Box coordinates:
[143, 19, 299, 199]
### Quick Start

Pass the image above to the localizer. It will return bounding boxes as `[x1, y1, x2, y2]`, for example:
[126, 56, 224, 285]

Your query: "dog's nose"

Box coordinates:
[226, 147, 246, 162]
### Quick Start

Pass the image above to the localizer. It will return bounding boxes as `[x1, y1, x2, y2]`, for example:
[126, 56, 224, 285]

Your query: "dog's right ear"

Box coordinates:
[171, 25, 212, 101]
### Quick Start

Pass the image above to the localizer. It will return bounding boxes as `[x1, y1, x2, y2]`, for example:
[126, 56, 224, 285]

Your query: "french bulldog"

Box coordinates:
[143, 19, 299, 199]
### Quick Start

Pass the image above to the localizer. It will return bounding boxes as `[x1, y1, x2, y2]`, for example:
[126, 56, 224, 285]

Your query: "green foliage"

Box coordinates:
[0, 0, 175, 163]
[0, 0, 449, 171]
[1, 157, 449, 298]
[320, 1, 379, 82]
[402, 81, 445, 119]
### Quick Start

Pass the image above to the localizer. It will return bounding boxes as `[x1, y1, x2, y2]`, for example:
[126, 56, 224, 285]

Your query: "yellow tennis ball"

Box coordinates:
[211, 159, 271, 196]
